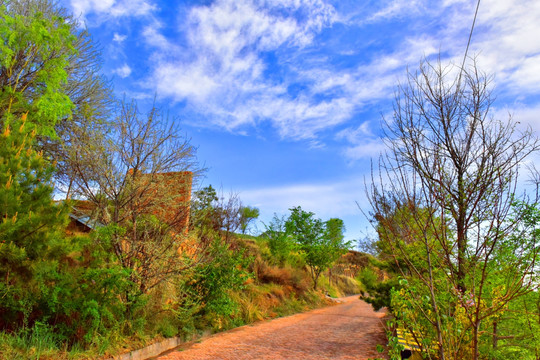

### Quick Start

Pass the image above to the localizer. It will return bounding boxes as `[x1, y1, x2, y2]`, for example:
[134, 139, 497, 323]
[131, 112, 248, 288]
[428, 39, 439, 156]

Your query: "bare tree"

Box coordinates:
[190, 185, 247, 242]
[369, 57, 540, 359]
[67, 99, 205, 311]
[216, 189, 243, 242]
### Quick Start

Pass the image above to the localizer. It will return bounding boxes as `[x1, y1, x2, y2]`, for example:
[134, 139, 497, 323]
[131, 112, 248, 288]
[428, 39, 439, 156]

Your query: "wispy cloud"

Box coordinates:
[142, 20, 174, 51]
[72, 0, 540, 152]
[113, 64, 132, 78]
[142, 0, 469, 141]
[491, 103, 540, 135]
[469, 0, 540, 94]
[146, 0, 348, 139]
[69, 0, 156, 22]
[336, 121, 387, 161]
[366, 0, 427, 23]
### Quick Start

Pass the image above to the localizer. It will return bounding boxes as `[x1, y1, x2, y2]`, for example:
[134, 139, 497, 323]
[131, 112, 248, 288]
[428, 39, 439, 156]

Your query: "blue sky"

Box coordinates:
[60, 0, 540, 242]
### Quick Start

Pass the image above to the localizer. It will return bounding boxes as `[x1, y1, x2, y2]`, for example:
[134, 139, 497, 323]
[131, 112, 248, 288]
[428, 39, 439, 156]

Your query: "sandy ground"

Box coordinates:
[157, 296, 388, 360]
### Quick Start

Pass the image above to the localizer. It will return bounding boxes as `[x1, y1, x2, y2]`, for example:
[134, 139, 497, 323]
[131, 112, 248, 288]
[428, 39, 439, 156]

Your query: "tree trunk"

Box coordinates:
[472, 321, 480, 360]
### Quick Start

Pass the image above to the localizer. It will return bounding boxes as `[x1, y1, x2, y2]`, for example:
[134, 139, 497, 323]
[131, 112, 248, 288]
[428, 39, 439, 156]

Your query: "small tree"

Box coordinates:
[263, 213, 295, 266]
[177, 238, 252, 330]
[285, 206, 349, 289]
[216, 190, 243, 242]
[190, 186, 254, 241]
[239, 206, 259, 235]
[190, 185, 220, 238]
[369, 57, 540, 359]
[0, 115, 68, 327]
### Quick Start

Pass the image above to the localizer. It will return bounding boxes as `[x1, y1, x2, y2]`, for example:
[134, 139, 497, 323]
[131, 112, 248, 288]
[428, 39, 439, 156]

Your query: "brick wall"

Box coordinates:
[70, 171, 193, 234]
[135, 171, 193, 233]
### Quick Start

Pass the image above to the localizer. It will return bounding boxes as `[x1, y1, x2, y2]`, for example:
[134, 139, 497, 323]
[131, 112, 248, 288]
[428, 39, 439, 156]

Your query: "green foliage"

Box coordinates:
[363, 201, 447, 309]
[0, 117, 69, 326]
[90, 219, 178, 322]
[263, 213, 296, 266]
[0, 321, 61, 359]
[488, 291, 540, 360]
[190, 185, 257, 241]
[190, 185, 219, 236]
[177, 238, 253, 330]
[239, 205, 259, 234]
[0, 4, 76, 137]
[358, 267, 398, 311]
[0, 11, 132, 346]
[285, 207, 349, 290]
[0, 117, 131, 351]
[64, 233, 132, 344]
[371, 200, 540, 359]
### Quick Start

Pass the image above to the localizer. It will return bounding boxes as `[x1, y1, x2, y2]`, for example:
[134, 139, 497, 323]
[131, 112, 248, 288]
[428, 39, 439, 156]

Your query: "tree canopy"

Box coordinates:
[285, 206, 349, 289]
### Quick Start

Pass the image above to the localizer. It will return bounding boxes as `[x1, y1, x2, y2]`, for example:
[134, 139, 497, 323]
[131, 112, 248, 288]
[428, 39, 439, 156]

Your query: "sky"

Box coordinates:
[59, 0, 540, 243]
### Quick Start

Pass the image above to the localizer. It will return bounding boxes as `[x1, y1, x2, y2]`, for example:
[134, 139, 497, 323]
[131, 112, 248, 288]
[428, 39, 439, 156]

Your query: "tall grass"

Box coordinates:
[0, 323, 72, 360]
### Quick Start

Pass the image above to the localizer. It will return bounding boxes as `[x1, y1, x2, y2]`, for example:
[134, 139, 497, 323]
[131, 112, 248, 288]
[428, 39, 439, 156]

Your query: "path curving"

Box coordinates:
[157, 296, 388, 360]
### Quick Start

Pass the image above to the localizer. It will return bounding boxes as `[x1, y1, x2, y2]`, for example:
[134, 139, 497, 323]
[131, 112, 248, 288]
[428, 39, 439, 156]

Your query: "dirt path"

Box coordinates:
[157, 296, 388, 360]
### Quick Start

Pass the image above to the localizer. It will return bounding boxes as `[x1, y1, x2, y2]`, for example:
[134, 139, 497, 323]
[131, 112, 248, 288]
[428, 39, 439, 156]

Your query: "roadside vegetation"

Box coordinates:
[4, 2, 538, 360]
[362, 58, 540, 360]
[0, 1, 357, 359]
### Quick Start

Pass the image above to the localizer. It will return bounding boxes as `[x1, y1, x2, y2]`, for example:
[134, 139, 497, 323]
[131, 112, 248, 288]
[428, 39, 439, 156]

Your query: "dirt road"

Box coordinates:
[158, 296, 388, 360]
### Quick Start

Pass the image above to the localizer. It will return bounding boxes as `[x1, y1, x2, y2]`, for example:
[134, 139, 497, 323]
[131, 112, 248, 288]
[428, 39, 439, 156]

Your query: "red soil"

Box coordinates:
[158, 296, 388, 360]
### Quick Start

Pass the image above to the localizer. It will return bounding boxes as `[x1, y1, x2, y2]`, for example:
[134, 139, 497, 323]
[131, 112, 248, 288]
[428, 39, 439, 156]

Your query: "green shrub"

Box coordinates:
[177, 238, 253, 330]
[358, 267, 398, 311]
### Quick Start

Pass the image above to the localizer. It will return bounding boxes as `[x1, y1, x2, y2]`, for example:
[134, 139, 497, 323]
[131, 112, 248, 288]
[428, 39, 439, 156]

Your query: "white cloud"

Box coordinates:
[336, 121, 373, 142]
[145, 0, 345, 139]
[113, 33, 127, 42]
[470, 0, 540, 95]
[336, 122, 387, 161]
[141, 19, 176, 51]
[240, 179, 364, 219]
[367, 0, 426, 22]
[362, 0, 540, 103]
[153, 62, 217, 103]
[342, 140, 387, 161]
[114, 64, 132, 78]
[143, 0, 434, 140]
[491, 103, 540, 135]
[69, 0, 156, 21]
[70, 0, 114, 17]
[138, 0, 540, 145]
[144, 0, 464, 141]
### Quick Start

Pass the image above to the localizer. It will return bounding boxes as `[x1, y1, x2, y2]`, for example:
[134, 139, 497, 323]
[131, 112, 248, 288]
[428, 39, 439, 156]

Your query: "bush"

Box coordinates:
[176, 238, 253, 330]
[358, 267, 398, 311]
[257, 263, 293, 286]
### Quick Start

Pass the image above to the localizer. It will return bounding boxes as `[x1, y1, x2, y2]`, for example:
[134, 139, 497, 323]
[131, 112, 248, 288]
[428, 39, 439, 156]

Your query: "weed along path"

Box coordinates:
[157, 296, 388, 360]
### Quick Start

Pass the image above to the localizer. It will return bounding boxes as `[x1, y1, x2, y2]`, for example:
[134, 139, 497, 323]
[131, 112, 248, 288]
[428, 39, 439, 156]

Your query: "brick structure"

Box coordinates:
[136, 171, 193, 233]
[69, 171, 193, 234]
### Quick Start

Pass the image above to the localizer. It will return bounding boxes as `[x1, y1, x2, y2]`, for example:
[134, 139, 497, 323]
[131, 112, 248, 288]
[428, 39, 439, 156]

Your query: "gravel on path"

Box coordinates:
[158, 296, 388, 360]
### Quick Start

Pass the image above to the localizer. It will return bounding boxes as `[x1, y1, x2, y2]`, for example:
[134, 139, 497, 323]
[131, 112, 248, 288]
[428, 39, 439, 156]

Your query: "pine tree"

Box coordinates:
[0, 114, 68, 326]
